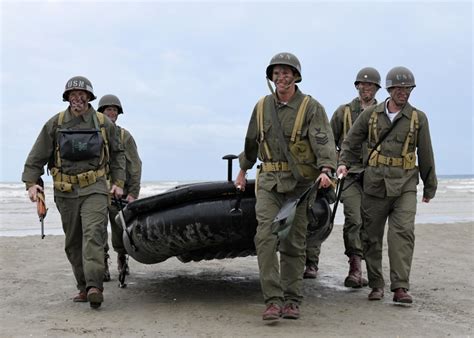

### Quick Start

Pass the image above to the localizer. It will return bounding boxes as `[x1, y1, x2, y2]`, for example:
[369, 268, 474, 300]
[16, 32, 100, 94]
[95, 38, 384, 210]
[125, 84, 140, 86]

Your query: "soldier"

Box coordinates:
[235, 52, 336, 320]
[337, 66, 437, 303]
[22, 76, 125, 309]
[311, 67, 380, 287]
[98, 94, 142, 281]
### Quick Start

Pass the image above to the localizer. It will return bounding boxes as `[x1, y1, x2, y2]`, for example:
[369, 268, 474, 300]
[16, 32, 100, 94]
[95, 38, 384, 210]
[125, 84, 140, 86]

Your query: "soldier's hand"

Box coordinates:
[317, 172, 333, 189]
[110, 185, 123, 199]
[336, 165, 348, 178]
[28, 184, 43, 202]
[422, 197, 431, 203]
[126, 195, 137, 203]
[234, 169, 247, 192]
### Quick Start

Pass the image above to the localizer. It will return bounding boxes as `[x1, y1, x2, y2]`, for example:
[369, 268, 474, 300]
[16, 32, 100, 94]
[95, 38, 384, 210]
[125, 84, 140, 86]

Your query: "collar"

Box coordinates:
[276, 86, 304, 110]
[382, 98, 413, 120]
[64, 104, 94, 123]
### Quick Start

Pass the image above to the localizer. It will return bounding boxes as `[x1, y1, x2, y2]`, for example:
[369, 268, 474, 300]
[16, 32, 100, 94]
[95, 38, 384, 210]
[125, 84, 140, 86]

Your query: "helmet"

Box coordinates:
[306, 196, 333, 247]
[385, 66, 416, 89]
[62, 76, 96, 102]
[98, 94, 124, 114]
[266, 52, 302, 83]
[354, 67, 381, 88]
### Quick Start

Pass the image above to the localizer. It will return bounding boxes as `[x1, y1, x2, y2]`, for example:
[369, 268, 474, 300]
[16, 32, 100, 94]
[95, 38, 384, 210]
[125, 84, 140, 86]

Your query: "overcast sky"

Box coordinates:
[1, 0, 472, 182]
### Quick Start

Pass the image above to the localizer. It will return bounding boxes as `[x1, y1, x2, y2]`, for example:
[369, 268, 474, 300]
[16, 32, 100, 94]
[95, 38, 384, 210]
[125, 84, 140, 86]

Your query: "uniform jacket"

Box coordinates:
[117, 126, 142, 198]
[22, 105, 126, 198]
[331, 97, 376, 171]
[239, 88, 337, 193]
[339, 99, 437, 199]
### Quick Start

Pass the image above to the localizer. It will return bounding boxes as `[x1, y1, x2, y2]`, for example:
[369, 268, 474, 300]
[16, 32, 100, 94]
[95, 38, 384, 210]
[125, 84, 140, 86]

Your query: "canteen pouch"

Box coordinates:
[54, 181, 73, 193]
[77, 170, 97, 188]
[289, 139, 319, 180]
[58, 129, 102, 161]
[403, 152, 416, 170]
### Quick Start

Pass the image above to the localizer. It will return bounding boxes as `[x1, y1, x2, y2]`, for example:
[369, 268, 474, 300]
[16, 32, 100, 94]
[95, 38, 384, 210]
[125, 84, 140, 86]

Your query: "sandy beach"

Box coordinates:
[0, 221, 472, 337]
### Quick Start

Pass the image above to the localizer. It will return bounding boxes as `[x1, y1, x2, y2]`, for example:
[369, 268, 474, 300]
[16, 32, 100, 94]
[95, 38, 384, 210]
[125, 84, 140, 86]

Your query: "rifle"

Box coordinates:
[36, 178, 48, 239]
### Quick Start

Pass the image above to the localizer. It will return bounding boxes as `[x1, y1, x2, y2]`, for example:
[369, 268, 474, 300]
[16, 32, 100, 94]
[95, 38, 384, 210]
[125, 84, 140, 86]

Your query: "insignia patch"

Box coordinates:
[315, 132, 328, 145]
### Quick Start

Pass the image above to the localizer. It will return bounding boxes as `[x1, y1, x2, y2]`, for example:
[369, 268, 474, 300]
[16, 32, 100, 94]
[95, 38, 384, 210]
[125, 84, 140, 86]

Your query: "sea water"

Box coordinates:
[0, 176, 472, 237]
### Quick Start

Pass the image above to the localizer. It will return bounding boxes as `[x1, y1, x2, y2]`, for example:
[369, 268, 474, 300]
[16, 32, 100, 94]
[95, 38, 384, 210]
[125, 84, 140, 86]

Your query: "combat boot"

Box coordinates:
[117, 254, 130, 275]
[393, 288, 413, 304]
[103, 253, 111, 282]
[87, 287, 104, 309]
[303, 264, 318, 279]
[344, 255, 368, 288]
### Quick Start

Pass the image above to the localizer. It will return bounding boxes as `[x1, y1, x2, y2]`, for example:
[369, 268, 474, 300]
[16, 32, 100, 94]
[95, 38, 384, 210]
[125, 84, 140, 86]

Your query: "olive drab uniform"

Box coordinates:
[22, 106, 125, 294]
[104, 126, 142, 256]
[239, 88, 336, 306]
[339, 99, 437, 291]
[331, 97, 374, 257]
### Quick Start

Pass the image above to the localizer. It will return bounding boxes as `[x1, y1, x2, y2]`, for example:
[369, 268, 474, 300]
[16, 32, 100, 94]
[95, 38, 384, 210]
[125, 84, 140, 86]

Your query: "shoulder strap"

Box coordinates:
[268, 101, 309, 183]
[366, 112, 402, 166]
[95, 112, 110, 172]
[290, 95, 310, 143]
[343, 105, 352, 139]
[55, 111, 66, 168]
[401, 110, 419, 156]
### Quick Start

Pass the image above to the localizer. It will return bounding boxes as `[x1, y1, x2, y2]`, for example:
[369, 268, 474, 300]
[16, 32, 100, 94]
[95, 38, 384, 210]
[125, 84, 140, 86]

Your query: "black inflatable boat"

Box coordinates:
[116, 155, 334, 266]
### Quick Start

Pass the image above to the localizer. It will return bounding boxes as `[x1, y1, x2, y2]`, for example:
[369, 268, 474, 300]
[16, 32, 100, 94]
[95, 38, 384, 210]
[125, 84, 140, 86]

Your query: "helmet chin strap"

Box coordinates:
[266, 76, 297, 102]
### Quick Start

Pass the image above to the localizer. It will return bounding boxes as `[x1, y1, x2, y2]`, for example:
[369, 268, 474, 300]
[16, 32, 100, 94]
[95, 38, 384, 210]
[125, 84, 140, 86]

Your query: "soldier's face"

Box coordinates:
[357, 82, 378, 102]
[272, 65, 296, 92]
[103, 106, 119, 123]
[68, 90, 90, 114]
[389, 86, 413, 107]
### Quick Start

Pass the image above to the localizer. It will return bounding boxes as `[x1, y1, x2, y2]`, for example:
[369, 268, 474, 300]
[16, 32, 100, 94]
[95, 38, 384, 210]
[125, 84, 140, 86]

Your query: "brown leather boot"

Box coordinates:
[73, 291, 87, 303]
[368, 288, 384, 301]
[262, 303, 281, 321]
[393, 288, 413, 304]
[303, 264, 318, 279]
[87, 287, 104, 309]
[344, 255, 367, 288]
[282, 303, 300, 320]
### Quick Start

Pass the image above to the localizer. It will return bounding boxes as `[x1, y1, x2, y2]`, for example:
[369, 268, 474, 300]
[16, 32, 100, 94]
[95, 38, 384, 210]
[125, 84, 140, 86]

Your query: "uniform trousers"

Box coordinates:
[361, 191, 416, 291]
[55, 193, 108, 292]
[255, 186, 309, 306]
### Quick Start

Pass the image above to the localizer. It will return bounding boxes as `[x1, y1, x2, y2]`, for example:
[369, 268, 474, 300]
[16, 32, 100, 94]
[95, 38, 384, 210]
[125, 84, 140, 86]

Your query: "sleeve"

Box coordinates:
[339, 109, 370, 167]
[124, 131, 142, 198]
[417, 112, 437, 199]
[21, 119, 56, 188]
[308, 101, 337, 171]
[239, 104, 259, 171]
[107, 120, 126, 188]
[330, 106, 344, 150]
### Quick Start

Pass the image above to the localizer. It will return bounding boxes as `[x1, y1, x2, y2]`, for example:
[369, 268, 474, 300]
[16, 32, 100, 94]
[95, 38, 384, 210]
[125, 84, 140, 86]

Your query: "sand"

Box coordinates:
[0, 221, 472, 337]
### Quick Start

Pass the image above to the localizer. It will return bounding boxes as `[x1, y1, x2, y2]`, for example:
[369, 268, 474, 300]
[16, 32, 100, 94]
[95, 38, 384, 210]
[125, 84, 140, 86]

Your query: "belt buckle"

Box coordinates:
[388, 158, 393, 166]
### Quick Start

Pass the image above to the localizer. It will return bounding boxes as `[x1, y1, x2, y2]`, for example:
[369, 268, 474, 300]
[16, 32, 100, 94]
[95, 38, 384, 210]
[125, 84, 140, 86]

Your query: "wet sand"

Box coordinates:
[0, 222, 472, 337]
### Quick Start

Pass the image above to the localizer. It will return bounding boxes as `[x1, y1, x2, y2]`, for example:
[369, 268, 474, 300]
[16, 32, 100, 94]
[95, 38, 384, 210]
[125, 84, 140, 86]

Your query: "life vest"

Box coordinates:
[367, 110, 419, 169]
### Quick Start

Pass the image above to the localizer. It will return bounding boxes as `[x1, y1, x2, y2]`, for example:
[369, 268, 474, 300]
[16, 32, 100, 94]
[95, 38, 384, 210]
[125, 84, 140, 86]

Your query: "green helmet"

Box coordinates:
[306, 196, 333, 247]
[354, 67, 381, 88]
[386, 66, 416, 89]
[98, 94, 124, 114]
[266, 52, 302, 83]
[62, 76, 96, 102]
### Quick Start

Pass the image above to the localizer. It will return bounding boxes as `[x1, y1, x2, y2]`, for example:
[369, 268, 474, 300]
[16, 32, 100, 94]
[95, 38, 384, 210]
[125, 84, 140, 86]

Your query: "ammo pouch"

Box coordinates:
[54, 181, 73, 193]
[403, 152, 416, 170]
[289, 139, 319, 180]
[58, 129, 103, 161]
[77, 170, 98, 188]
